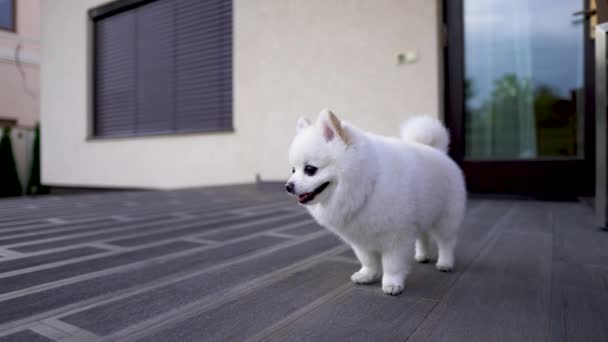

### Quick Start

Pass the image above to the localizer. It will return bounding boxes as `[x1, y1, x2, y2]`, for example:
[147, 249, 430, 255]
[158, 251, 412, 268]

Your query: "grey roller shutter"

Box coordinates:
[136, 0, 176, 134]
[94, 10, 137, 137]
[175, 0, 233, 132]
[91, 0, 233, 137]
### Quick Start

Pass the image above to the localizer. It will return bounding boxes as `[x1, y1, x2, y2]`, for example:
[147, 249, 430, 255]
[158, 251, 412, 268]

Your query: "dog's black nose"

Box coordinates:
[285, 182, 295, 194]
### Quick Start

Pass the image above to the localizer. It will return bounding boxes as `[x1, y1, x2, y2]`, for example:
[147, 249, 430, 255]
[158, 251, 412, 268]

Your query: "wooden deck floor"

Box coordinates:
[0, 184, 606, 341]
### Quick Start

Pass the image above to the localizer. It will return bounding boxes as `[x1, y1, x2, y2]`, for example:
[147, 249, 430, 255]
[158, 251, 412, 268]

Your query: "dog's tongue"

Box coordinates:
[298, 193, 309, 201]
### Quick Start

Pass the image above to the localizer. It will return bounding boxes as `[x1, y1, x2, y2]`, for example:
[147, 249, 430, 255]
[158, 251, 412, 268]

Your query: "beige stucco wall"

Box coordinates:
[0, 0, 40, 127]
[41, 0, 442, 189]
[1, 0, 40, 191]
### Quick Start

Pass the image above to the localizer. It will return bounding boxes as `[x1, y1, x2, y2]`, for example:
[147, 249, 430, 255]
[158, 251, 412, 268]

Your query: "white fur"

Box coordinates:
[400, 115, 450, 153]
[287, 109, 466, 296]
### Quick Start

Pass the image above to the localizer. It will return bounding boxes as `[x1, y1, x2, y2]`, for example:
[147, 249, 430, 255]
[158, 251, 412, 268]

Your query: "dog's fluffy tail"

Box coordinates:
[400, 116, 450, 153]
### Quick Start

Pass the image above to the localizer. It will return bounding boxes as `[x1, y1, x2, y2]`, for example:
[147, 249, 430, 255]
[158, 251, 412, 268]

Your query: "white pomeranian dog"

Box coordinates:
[286, 109, 466, 295]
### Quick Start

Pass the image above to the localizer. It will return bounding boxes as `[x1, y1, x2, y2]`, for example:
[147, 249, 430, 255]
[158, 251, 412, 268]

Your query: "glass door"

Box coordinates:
[444, 0, 595, 197]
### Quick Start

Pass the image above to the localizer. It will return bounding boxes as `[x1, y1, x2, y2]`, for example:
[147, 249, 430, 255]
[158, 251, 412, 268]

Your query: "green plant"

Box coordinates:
[26, 125, 49, 195]
[0, 126, 23, 197]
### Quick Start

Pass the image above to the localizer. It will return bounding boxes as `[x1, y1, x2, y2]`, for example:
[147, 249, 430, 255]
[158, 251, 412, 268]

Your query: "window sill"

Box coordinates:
[0, 28, 16, 35]
[86, 127, 235, 141]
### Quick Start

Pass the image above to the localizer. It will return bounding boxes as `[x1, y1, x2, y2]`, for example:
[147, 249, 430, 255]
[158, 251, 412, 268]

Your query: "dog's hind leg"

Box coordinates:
[350, 245, 381, 284]
[415, 230, 433, 263]
[429, 217, 460, 272]
[430, 188, 465, 272]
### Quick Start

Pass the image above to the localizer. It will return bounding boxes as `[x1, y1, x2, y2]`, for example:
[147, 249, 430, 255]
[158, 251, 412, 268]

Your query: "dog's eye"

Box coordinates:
[291, 167, 295, 174]
[304, 165, 318, 176]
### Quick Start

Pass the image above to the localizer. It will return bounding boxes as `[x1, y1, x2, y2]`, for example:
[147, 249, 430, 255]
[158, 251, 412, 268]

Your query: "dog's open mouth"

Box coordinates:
[298, 182, 330, 204]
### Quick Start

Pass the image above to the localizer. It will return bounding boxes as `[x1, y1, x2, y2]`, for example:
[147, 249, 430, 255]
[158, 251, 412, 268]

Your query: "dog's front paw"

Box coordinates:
[381, 273, 406, 296]
[350, 269, 380, 284]
[415, 254, 432, 264]
[382, 283, 404, 296]
[436, 262, 454, 272]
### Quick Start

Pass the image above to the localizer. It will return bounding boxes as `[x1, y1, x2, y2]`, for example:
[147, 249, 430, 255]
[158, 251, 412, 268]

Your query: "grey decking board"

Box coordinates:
[386, 200, 515, 301]
[550, 283, 608, 342]
[442, 232, 552, 308]
[0, 186, 606, 342]
[551, 261, 608, 293]
[0, 213, 185, 238]
[0, 220, 57, 230]
[6, 217, 203, 253]
[0, 236, 285, 325]
[0, 218, 107, 237]
[550, 201, 608, 341]
[106, 210, 291, 247]
[278, 222, 323, 236]
[132, 261, 357, 342]
[330, 240, 485, 302]
[339, 248, 356, 259]
[406, 205, 554, 342]
[329, 201, 514, 301]
[0, 241, 201, 295]
[295, 200, 512, 302]
[201, 213, 312, 241]
[61, 235, 343, 335]
[400, 239, 481, 300]
[550, 261, 608, 341]
[0, 219, 119, 244]
[553, 202, 608, 266]
[0, 195, 288, 225]
[499, 201, 554, 234]
[265, 287, 435, 342]
[0, 247, 107, 274]
[0, 330, 53, 342]
[8, 212, 239, 253]
[457, 200, 515, 242]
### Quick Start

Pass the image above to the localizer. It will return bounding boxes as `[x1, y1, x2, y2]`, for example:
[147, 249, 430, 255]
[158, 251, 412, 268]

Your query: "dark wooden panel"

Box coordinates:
[463, 160, 592, 197]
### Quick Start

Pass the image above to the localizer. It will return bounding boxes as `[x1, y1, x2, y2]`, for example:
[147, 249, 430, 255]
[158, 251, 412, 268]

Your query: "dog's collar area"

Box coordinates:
[298, 182, 331, 204]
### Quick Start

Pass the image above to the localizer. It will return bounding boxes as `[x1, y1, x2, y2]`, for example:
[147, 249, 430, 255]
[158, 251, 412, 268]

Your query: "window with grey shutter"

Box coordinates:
[90, 0, 233, 138]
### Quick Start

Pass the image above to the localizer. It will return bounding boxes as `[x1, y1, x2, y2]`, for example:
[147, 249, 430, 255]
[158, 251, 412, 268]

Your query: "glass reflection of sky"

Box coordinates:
[464, 0, 584, 108]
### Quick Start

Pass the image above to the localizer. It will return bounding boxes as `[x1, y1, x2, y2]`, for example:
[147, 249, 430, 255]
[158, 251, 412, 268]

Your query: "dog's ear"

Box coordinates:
[317, 109, 350, 144]
[296, 117, 311, 134]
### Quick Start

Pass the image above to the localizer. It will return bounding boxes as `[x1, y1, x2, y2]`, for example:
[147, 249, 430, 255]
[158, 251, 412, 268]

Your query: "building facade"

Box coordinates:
[40, 0, 442, 189]
[40, 0, 599, 199]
